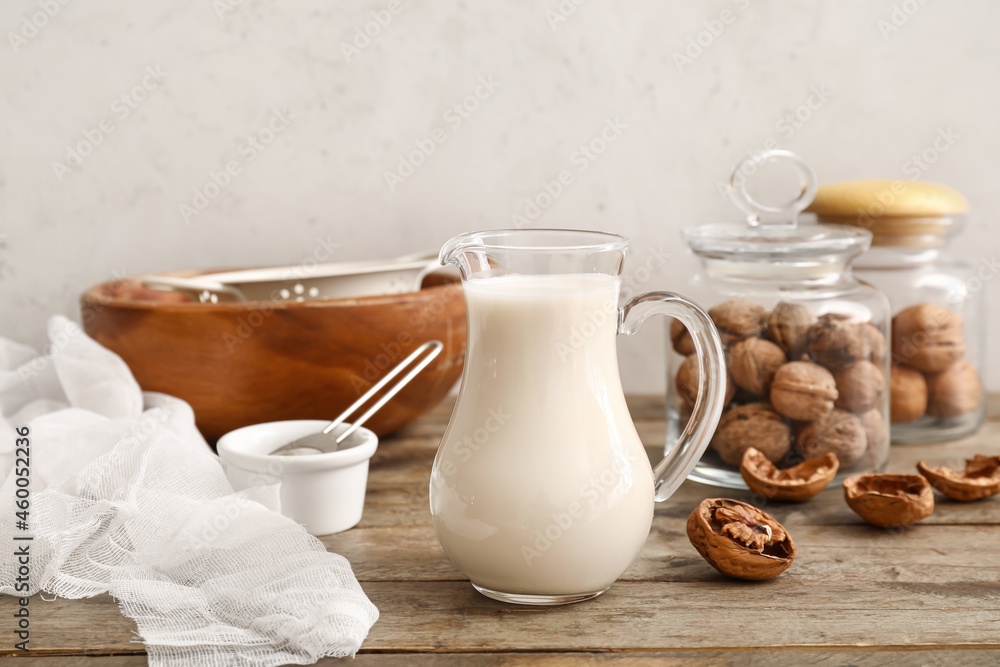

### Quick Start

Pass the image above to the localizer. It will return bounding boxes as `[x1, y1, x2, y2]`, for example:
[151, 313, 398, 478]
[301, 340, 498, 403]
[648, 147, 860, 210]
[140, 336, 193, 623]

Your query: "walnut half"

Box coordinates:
[686, 498, 796, 580]
[843, 474, 934, 527]
[917, 455, 1000, 502]
[740, 447, 839, 502]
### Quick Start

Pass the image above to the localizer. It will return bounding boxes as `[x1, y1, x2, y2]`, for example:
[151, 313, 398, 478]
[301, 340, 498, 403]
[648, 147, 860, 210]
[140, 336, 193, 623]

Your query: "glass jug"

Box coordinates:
[430, 229, 728, 605]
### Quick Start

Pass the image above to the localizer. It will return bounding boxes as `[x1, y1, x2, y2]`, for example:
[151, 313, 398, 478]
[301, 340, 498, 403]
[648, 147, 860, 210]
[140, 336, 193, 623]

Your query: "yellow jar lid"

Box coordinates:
[806, 180, 968, 218]
[805, 180, 967, 246]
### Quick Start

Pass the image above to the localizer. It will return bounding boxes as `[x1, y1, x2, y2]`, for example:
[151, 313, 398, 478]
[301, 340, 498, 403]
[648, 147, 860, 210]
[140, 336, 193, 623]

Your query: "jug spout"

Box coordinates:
[438, 232, 480, 267]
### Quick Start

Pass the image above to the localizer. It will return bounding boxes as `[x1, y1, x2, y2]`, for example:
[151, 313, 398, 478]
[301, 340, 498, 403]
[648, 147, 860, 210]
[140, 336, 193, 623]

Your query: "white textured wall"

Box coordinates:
[1, 0, 997, 392]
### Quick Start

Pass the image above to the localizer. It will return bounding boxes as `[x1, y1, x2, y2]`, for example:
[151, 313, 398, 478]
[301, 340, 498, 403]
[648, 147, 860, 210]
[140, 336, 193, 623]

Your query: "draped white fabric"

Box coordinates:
[0, 316, 378, 665]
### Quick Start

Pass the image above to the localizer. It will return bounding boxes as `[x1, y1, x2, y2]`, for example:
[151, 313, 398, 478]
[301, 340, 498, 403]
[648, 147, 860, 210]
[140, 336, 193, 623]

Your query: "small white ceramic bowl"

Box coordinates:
[217, 420, 378, 536]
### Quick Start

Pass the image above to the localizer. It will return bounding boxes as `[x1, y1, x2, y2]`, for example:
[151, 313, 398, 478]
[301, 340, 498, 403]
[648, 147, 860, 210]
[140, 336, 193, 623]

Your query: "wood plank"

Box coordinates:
[11, 650, 1000, 666]
[341, 651, 1000, 667]
[356, 581, 1000, 652]
[0, 594, 141, 656]
[321, 523, 1000, 585]
[7, 574, 999, 657]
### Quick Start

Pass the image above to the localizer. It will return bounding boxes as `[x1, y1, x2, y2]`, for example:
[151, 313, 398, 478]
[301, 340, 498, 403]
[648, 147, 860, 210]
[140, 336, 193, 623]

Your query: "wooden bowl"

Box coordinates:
[80, 271, 465, 443]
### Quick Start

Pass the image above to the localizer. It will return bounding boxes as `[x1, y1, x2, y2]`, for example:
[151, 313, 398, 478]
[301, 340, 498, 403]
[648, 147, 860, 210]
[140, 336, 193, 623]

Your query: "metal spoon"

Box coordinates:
[269, 340, 444, 456]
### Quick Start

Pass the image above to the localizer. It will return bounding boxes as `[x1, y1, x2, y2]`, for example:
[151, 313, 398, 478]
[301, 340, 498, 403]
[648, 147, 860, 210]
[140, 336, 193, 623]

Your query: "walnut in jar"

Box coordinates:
[670, 319, 696, 356]
[728, 337, 787, 397]
[833, 360, 886, 413]
[769, 361, 838, 421]
[891, 303, 966, 373]
[806, 313, 879, 371]
[796, 409, 867, 466]
[859, 409, 887, 453]
[708, 299, 766, 345]
[890, 365, 928, 423]
[710, 403, 791, 466]
[676, 353, 735, 408]
[765, 302, 817, 360]
[926, 359, 982, 418]
[861, 323, 888, 366]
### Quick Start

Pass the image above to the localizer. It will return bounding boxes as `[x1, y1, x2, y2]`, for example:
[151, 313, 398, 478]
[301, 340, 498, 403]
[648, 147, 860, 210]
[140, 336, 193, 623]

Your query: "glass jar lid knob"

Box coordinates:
[728, 149, 818, 229]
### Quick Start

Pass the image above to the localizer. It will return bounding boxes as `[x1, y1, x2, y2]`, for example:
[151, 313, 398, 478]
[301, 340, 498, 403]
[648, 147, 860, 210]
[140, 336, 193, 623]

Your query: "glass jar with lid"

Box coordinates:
[668, 150, 891, 489]
[806, 180, 985, 442]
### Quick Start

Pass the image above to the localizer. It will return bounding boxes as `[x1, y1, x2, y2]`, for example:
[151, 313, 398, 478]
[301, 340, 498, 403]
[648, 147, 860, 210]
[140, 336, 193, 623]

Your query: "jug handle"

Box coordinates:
[619, 292, 727, 502]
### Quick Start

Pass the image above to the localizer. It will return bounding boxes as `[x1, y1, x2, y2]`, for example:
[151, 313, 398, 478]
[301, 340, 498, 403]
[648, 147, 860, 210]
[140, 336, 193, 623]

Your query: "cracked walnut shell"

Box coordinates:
[843, 474, 934, 527]
[710, 403, 791, 466]
[770, 361, 838, 421]
[728, 337, 787, 397]
[917, 455, 1000, 502]
[708, 299, 766, 345]
[740, 447, 839, 502]
[686, 498, 796, 580]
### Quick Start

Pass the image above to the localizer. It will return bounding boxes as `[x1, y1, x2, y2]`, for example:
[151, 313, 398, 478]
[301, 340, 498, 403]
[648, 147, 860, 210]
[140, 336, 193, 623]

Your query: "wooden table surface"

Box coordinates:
[5, 395, 1000, 666]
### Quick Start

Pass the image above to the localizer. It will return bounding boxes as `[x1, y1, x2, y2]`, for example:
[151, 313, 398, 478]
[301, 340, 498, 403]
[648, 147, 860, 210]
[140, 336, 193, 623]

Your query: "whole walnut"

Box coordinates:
[806, 313, 881, 371]
[711, 403, 791, 466]
[769, 361, 839, 421]
[796, 409, 867, 466]
[765, 302, 817, 360]
[861, 323, 889, 366]
[926, 359, 982, 418]
[670, 319, 696, 356]
[890, 365, 928, 423]
[859, 409, 887, 452]
[676, 353, 735, 408]
[833, 360, 886, 412]
[709, 299, 766, 345]
[728, 338, 787, 397]
[891, 303, 966, 373]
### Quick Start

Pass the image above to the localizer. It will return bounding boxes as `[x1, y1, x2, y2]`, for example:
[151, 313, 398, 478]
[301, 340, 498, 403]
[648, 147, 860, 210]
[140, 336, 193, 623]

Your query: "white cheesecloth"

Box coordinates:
[0, 316, 379, 665]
